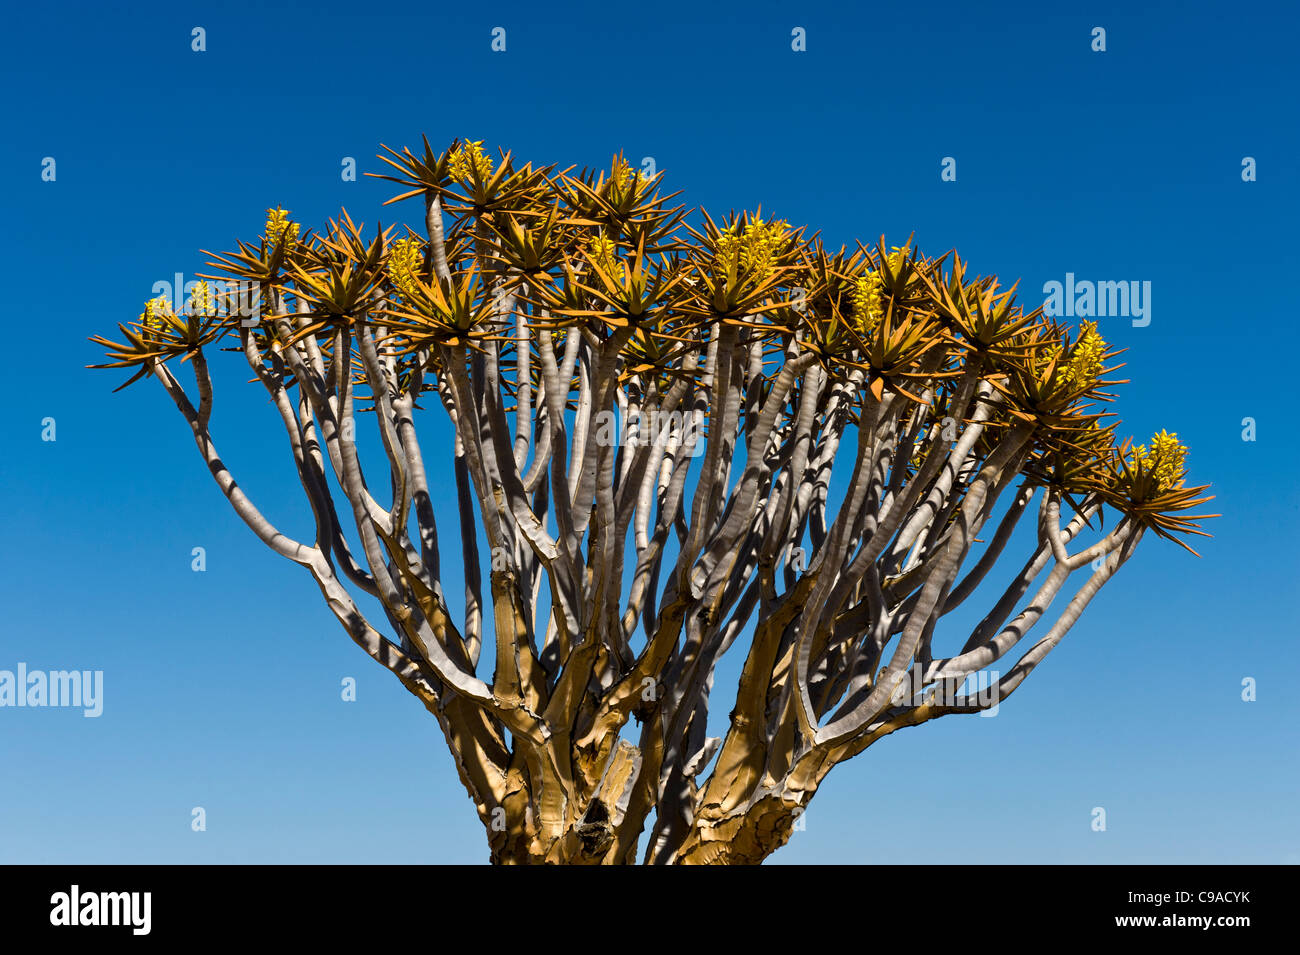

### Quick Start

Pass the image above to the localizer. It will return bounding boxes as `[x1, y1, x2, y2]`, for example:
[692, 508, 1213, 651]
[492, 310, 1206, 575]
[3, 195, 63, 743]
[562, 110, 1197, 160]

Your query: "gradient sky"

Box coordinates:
[1, 0, 1296, 864]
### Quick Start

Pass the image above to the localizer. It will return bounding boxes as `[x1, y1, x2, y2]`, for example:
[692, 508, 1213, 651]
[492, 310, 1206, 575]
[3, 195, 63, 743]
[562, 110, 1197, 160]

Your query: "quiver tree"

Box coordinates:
[91, 138, 1217, 864]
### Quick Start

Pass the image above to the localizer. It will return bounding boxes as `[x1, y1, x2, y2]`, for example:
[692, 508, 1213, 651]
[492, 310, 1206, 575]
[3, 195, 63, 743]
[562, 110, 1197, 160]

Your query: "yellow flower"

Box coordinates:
[1030, 341, 1063, 380]
[187, 281, 214, 316]
[1130, 430, 1187, 490]
[139, 294, 174, 332]
[449, 140, 494, 182]
[388, 238, 424, 298]
[266, 206, 299, 252]
[610, 156, 634, 191]
[849, 271, 884, 333]
[587, 232, 626, 283]
[607, 157, 650, 199]
[714, 215, 791, 278]
[1148, 430, 1187, 488]
[1061, 320, 1106, 390]
[883, 246, 909, 275]
[715, 223, 742, 265]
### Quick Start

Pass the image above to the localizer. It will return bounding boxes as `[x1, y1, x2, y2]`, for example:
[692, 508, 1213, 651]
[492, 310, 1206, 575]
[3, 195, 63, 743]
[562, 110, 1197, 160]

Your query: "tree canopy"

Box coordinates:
[91, 138, 1216, 863]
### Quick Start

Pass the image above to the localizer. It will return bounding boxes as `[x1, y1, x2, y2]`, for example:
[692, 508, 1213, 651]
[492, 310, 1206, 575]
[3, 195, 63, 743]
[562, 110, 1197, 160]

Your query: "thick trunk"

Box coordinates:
[487, 739, 647, 864]
[485, 765, 819, 865]
[671, 794, 806, 865]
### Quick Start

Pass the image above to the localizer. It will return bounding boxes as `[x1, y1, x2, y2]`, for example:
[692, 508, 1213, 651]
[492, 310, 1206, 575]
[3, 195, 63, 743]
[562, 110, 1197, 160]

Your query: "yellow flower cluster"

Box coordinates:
[139, 294, 174, 332]
[849, 271, 885, 333]
[388, 238, 424, 297]
[882, 246, 909, 275]
[1030, 341, 1063, 380]
[714, 215, 791, 278]
[266, 207, 299, 252]
[187, 281, 214, 316]
[449, 140, 494, 182]
[610, 156, 634, 191]
[607, 156, 648, 198]
[1130, 429, 1187, 489]
[846, 247, 911, 334]
[1061, 320, 1106, 390]
[587, 232, 626, 283]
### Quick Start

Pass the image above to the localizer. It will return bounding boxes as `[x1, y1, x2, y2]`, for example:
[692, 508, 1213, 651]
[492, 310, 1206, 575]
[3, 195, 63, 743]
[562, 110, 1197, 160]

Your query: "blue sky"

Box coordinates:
[1, 0, 1296, 863]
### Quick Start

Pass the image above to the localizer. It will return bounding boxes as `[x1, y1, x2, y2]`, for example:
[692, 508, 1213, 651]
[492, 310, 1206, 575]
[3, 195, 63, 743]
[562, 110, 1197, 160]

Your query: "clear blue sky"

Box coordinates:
[1, 0, 1296, 864]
